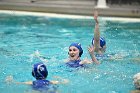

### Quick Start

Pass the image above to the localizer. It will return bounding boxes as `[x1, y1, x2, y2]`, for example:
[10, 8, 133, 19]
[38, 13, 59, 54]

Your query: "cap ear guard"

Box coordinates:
[32, 71, 35, 77]
[32, 62, 48, 80]
[92, 37, 106, 48]
[100, 37, 106, 48]
[79, 50, 83, 57]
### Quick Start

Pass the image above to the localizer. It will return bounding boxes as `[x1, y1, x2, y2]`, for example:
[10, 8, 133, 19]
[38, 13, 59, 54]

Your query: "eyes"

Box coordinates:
[69, 49, 77, 52]
[69, 46, 79, 53]
[69, 47, 79, 52]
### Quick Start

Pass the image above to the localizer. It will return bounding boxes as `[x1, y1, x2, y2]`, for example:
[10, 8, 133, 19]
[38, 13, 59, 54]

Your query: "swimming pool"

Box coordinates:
[0, 10, 140, 93]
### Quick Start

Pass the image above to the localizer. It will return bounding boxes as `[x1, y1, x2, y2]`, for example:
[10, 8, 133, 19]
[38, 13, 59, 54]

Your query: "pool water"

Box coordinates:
[0, 12, 140, 93]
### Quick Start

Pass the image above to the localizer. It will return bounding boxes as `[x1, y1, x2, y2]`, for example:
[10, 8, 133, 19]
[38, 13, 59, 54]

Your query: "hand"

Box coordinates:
[88, 45, 100, 64]
[88, 45, 95, 55]
[34, 50, 41, 57]
[94, 10, 98, 23]
[5, 75, 14, 84]
[62, 79, 69, 84]
[80, 58, 92, 64]
[52, 76, 69, 84]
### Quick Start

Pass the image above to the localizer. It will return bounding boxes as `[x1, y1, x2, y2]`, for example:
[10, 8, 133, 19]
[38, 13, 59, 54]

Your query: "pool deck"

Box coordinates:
[0, 0, 140, 18]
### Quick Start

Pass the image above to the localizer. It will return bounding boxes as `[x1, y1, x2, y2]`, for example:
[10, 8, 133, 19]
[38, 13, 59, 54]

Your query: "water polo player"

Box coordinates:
[66, 42, 99, 68]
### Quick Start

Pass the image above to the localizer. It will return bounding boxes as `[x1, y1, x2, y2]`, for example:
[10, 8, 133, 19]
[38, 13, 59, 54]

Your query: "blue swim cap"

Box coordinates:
[69, 42, 83, 57]
[32, 62, 48, 80]
[92, 37, 106, 48]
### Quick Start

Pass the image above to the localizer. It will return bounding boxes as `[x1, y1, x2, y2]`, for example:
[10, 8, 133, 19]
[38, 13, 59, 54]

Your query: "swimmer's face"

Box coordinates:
[68, 46, 80, 60]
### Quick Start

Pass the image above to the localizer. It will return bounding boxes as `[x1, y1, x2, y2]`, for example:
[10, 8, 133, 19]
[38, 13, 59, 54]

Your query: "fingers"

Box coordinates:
[88, 45, 92, 51]
[94, 9, 98, 17]
[93, 10, 99, 23]
[63, 79, 69, 84]
[5, 75, 14, 84]
[94, 11, 98, 17]
[35, 50, 40, 56]
[88, 45, 94, 53]
[88, 45, 94, 49]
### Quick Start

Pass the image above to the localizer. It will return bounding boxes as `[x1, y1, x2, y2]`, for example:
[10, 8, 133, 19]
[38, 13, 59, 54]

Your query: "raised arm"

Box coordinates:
[93, 10, 101, 53]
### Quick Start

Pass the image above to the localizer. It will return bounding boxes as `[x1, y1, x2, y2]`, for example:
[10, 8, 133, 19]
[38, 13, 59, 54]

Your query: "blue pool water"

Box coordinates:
[0, 12, 140, 93]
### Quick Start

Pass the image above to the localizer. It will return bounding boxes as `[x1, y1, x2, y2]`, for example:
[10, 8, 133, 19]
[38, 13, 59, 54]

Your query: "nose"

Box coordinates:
[69, 50, 74, 54]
